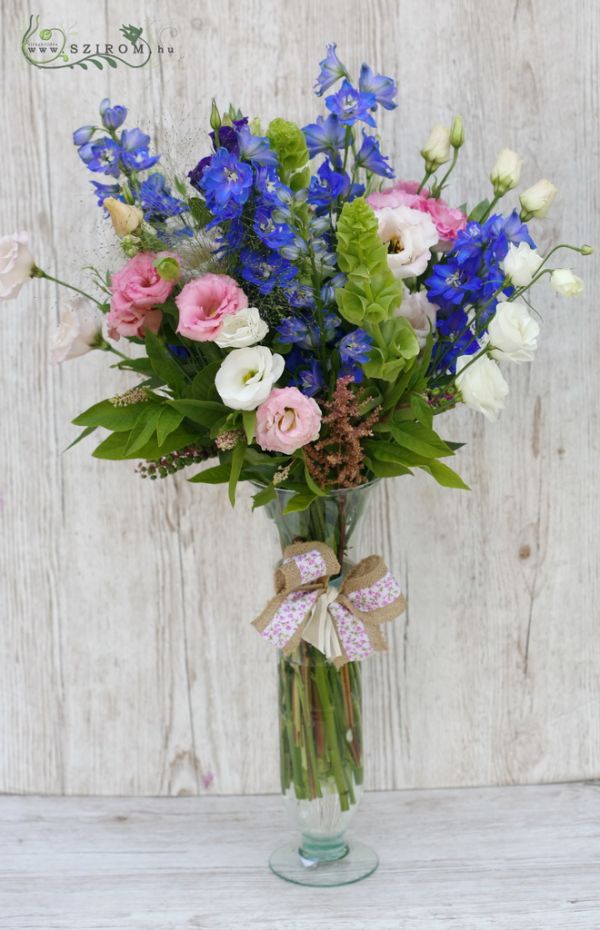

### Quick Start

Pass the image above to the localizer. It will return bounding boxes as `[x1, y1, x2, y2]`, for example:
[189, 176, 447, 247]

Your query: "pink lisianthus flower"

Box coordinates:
[256, 387, 322, 455]
[108, 251, 177, 339]
[176, 273, 248, 342]
[367, 180, 466, 249]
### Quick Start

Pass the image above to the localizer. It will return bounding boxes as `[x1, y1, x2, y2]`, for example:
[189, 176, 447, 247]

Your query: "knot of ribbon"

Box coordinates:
[252, 542, 406, 667]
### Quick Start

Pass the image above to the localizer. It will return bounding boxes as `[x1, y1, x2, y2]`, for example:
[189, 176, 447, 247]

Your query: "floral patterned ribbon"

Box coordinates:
[252, 542, 406, 667]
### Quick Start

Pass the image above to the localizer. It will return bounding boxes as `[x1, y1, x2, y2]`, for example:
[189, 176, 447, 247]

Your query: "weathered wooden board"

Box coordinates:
[0, 0, 598, 795]
[1, 784, 600, 929]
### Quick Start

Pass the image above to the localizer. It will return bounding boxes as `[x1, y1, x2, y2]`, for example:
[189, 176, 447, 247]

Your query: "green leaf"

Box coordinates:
[169, 398, 228, 428]
[73, 399, 154, 431]
[228, 441, 246, 505]
[389, 422, 454, 459]
[301, 453, 327, 497]
[64, 425, 97, 452]
[125, 406, 163, 455]
[242, 410, 256, 445]
[421, 460, 470, 490]
[366, 457, 413, 479]
[282, 491, 317, 514]
[252, 484, 277, 508]
[189, 361, 221, 400]
[468, 198, 490, 222]
[188, 463, 231, 484]
[92, 424, 199, 461]
[156, 406, 184, 446]
[114, 357, 155, 375]
[410, 394, 434, 428]
[189, 197, 214, 227]
[145, 330, 186, 392]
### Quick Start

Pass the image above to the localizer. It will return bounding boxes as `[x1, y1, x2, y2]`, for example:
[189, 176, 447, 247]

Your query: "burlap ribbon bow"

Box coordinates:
[252, 542, 406, 667]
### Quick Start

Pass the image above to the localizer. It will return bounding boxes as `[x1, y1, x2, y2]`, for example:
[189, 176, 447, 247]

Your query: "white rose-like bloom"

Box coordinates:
[375, 206, 438, 279]
[0, 232, 35, 300]
[490, 148, 523, 194]
[51, 297, 103, 364]
[551, 268, 584, 297]
[519, 179, 558, 218]
[488, 297, 540, 363]
[214, 307, 269, 349]
[420, 124, 451, 168]
[500, 242, 543, 287]
[215, 345, 284, 411]
[456, 353, 509, 422]
[396, 290, 438, 346]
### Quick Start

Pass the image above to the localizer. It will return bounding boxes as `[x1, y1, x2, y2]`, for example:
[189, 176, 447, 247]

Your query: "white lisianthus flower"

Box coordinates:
[396, 289, 438, 346]
[490, 148, 523, 194]
[214, 307, 269, 349]
[420, 124, 451, 168]
[488, 297, 540, 363]
[215, 346, 284, 411]
[0, 233, 35, 300]
[550, 268, 584, 297]
[500, 242, 543, 287]
[103, 197, 144, 237]
[456, 353, 509, 422]
[519, 179, 558, 218]
[50, 297, 103, 364]
[374, 206, 438, 279]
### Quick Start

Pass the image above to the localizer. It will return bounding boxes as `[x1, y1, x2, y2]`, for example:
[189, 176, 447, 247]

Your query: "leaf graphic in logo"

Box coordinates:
[120, 24, 143, 44]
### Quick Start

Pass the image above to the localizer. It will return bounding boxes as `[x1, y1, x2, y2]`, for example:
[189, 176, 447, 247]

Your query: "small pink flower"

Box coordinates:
[256, 387, 322, 455]
[108, 252, 177, 340]
[175, 273, 248, 342]
[367, 180, 466, 248]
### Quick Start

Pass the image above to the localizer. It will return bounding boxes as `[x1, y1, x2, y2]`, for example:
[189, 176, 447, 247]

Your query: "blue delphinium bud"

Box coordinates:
[314, 43, 349, 96]
[100, 99, 128, 130]
[73, 126, 95, 146]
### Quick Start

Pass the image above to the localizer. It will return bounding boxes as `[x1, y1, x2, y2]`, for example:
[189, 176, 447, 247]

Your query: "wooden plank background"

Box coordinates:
[0, 0, 598, 796]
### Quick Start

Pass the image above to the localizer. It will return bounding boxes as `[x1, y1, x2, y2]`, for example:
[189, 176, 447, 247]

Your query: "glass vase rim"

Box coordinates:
[250, 478, 381, 498]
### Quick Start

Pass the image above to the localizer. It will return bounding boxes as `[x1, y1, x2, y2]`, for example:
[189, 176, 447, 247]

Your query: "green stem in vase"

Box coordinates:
[314, 655, 352, 811]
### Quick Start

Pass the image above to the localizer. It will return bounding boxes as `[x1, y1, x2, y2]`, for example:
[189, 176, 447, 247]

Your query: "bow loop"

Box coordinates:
[252, 541, 405, 667]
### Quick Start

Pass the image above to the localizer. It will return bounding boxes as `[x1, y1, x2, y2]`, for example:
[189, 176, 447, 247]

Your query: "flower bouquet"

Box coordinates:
[2, 43, 590, 886]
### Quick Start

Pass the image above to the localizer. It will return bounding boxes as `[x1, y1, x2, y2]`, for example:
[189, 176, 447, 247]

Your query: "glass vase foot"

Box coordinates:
[269, 839, 378, 887]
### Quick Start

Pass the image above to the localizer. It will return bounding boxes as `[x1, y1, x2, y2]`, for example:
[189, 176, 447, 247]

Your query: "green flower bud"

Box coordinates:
[449, 115, 464, 149]
[154, 255, 180, 281]
[209, 99, 221, 133]
[121, 235, 141, 258]
[581, 244, 593, 255]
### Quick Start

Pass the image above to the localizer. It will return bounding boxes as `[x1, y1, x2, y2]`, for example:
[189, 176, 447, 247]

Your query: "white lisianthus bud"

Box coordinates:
[519, 179, 558, 218]
[214, 307, 269, 348]
[215, 345, 284, 411]
[0, 232, 35, 300]
[420, 124, 452, 169]
[104, 197, 144, 237]
[488, 297, 540, 363]
[500, 242, 543, 287]
[550, 268, 584, 297]
[490, 148, 523, 194]
[456, 353, 509, 422]
[50, 297, 103, 364]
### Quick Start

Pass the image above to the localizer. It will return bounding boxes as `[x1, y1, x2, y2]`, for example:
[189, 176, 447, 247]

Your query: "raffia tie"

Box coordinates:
[252, 542, 406, 667]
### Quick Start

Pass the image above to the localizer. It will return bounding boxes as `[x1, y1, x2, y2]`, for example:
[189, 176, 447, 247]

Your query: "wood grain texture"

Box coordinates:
[0, 0, 599, 795]
[1, 784, 600, 929]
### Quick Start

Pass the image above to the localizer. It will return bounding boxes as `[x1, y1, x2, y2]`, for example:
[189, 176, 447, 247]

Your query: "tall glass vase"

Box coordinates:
[263, 482, 379, 886]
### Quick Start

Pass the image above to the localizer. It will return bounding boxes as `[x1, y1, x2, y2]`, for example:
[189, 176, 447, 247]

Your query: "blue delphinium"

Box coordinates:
[307, 162, 364, 211]
[276, 316, 317, 349]
[84, 137, 122, 177]
[358, 64, 397, 110]
[289, 356, 325, 397]
[302, 114, 346, 165]
[100, 98, 128, 130]
[325, 80, 377, 128]
[314, 43, 349, 96]
[73, 125, 95, 146]
[237, 125, 278, 166]
[90, 180, 122, 206]
[354, 132, 394, 178]
[139, 173, 188, 222]
[239, 248, 298, 294]
[200, 148, 253, 219]
[120, 128, 160, 171]
[253, 204, 295, 250]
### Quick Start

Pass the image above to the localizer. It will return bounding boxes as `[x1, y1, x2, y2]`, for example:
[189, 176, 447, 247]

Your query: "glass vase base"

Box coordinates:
[269, 840, 378, 887]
